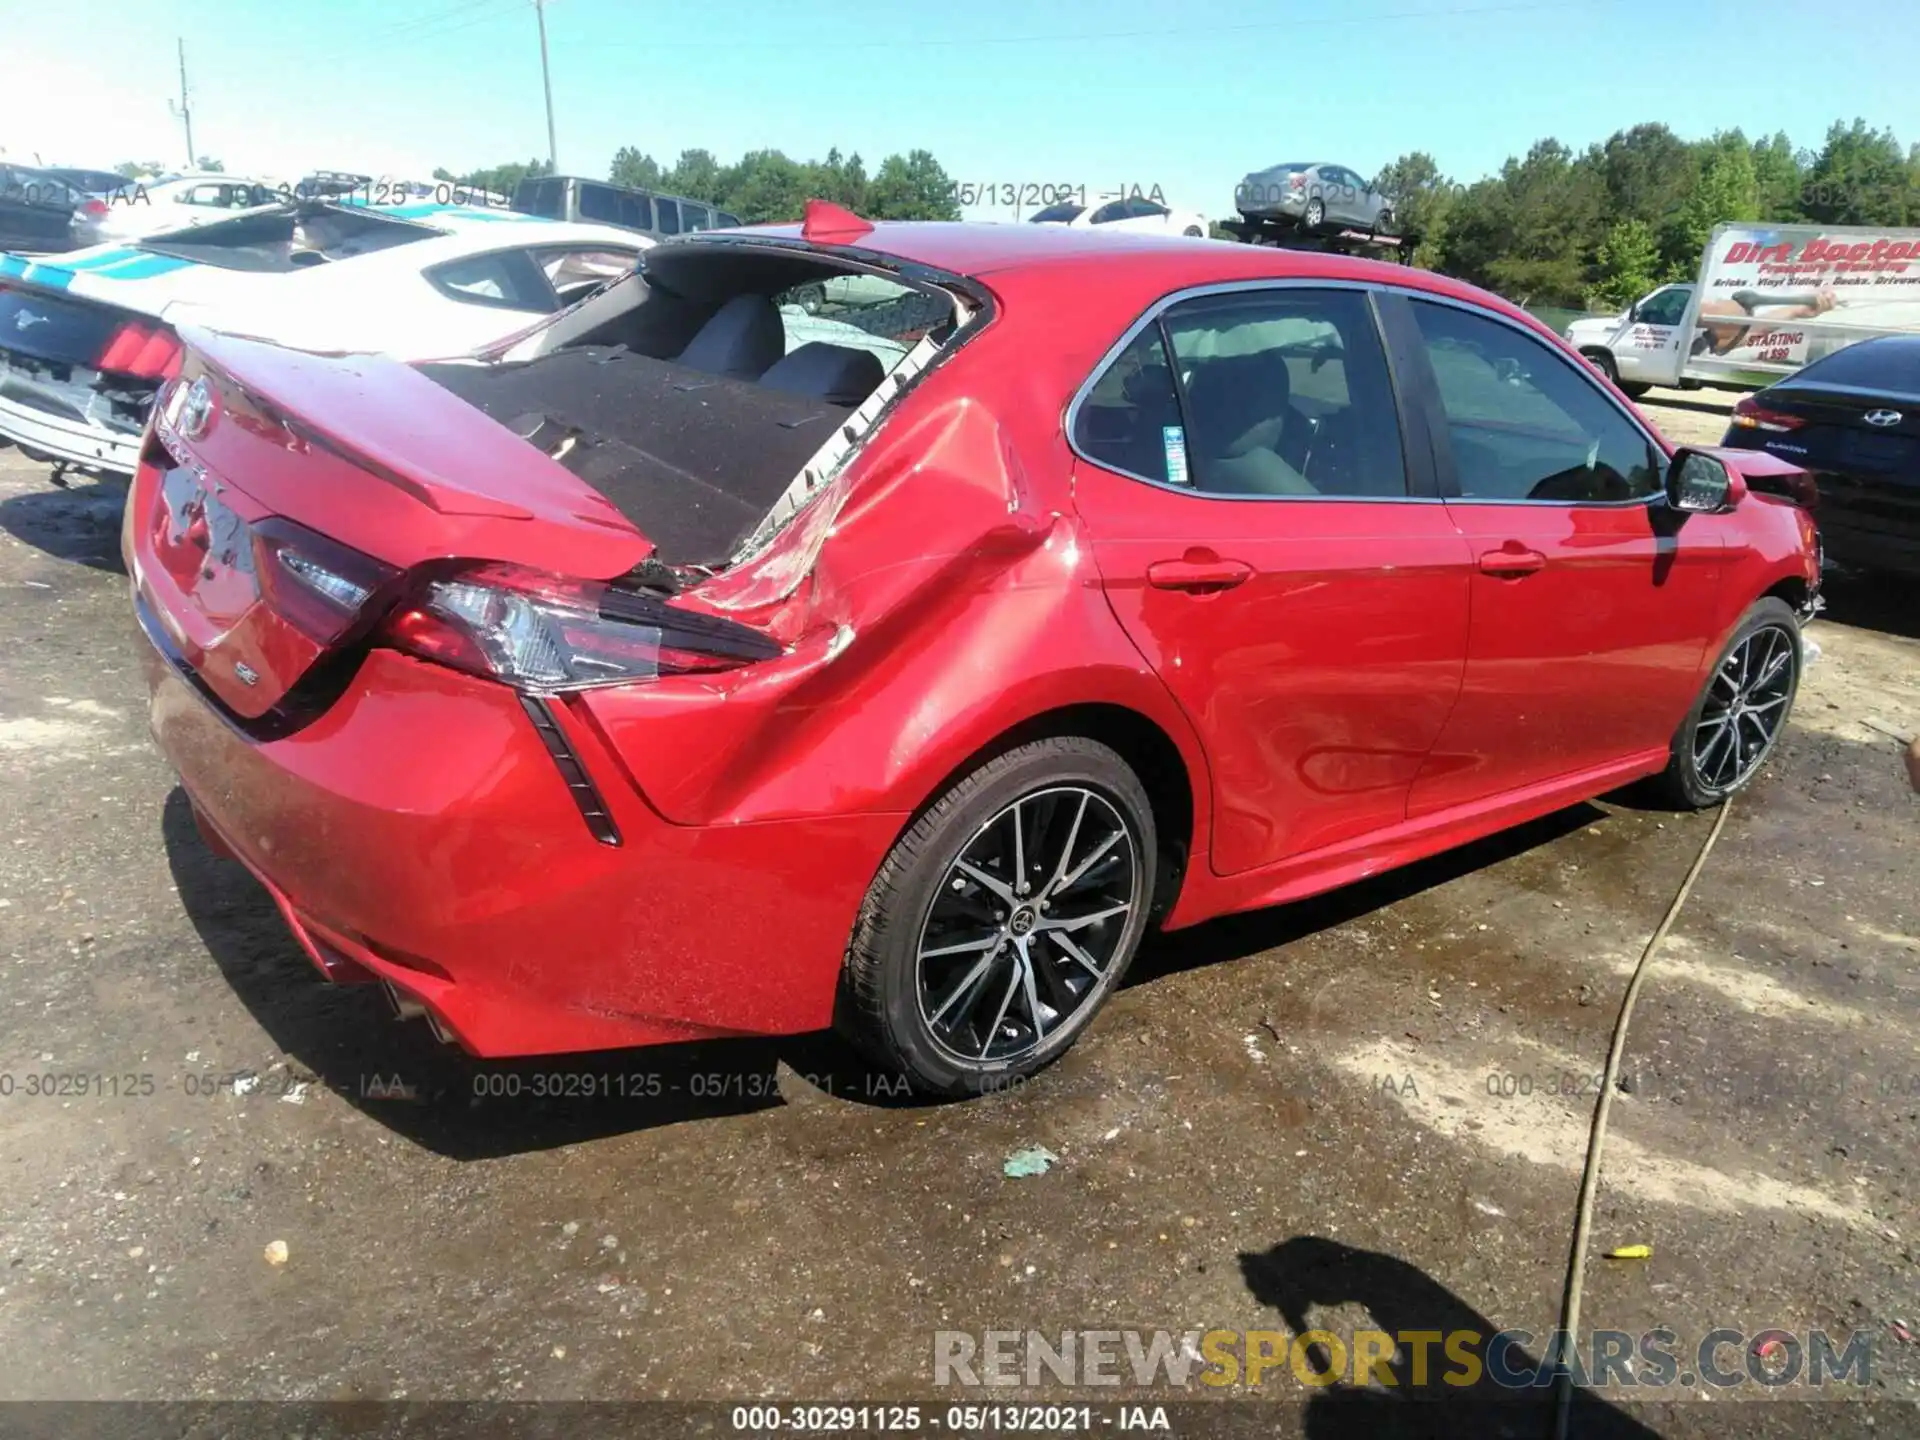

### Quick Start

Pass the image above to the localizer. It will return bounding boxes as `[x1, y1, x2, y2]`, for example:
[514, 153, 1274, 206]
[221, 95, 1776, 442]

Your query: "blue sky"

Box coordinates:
[1, 0, 1911, 221]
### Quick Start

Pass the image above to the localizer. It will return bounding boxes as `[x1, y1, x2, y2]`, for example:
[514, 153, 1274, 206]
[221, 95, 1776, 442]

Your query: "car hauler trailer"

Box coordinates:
[1217, 215, 1418, 263]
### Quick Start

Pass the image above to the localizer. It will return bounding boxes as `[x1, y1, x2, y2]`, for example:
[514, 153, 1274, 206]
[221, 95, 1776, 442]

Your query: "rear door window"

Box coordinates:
[654, 198, 681, 235]
[1072, 327, 1185, 483]
[1074, 288, 1408, 498]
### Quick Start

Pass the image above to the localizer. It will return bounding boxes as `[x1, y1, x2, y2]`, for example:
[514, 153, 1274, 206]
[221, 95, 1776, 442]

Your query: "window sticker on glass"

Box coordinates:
[1163, 425, 1190, 485]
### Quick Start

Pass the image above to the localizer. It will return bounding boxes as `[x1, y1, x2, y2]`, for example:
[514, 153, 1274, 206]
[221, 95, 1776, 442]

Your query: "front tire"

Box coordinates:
[1656, 598, 1802, 808]
[839, 737, 1156, 1096]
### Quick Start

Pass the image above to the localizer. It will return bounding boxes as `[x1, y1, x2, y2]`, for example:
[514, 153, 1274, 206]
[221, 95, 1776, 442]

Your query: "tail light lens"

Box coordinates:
[1730, 396, 1805, 433]
[1289, 173, 1306, 191]
[82, 198, 110, 218]
[96, 321, 184, 380]
[251, 518, 399, 645]
[381, 563, 782, 691]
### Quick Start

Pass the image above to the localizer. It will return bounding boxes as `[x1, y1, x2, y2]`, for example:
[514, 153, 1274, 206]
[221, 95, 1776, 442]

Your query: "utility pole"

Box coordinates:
[170, 39, 195, 169]
[534, 0, 558, 173]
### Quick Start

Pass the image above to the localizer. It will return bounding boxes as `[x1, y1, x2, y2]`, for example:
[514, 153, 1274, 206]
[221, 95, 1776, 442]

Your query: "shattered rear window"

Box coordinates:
[138, 205, 443, 273]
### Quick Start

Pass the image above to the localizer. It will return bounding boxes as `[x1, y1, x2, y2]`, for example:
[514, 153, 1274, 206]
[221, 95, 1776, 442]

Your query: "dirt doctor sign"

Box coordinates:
[1689, 223, 1920, 379]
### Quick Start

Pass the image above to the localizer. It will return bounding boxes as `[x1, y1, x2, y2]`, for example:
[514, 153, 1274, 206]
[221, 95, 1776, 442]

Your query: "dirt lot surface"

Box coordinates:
[1, 389, 1917, 1437]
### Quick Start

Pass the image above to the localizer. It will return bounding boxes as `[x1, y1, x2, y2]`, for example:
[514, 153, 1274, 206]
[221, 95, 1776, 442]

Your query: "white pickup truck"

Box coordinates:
[1565, 220, 1920, 396]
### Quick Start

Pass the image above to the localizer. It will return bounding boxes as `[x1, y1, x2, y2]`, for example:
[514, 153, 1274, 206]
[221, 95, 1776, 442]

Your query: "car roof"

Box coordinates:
[699, 220, 1521, 318]
[320, 216, 652, 268]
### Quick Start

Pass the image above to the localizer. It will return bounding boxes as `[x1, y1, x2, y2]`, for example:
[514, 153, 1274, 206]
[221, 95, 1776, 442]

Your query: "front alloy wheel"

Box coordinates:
[1659, 597, 1802, 806]
[839, 737, 1156, 1095]
[1692, 622, 1796, 790]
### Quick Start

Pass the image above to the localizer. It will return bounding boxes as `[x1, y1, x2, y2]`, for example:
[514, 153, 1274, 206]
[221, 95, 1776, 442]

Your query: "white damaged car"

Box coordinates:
[0, 199, 650, 476]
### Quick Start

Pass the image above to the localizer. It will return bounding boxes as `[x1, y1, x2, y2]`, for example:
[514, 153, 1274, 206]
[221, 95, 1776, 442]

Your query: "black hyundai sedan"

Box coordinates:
[1722, 335, 1920, 577]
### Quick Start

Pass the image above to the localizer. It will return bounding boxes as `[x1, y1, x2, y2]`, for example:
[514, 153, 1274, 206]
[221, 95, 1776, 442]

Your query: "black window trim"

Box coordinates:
[1393, 289, 1673, 509]
[1063, 277, 1440, 505]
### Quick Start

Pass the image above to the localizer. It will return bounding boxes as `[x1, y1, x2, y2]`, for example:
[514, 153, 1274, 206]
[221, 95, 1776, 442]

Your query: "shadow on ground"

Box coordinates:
[1240, 1236, 1661, 1438]
[164, 779, 1614, 1159]
[0, 470, 129, 572]
[1818, 566, 1920, 643]
[1126, 802, 1605, 987]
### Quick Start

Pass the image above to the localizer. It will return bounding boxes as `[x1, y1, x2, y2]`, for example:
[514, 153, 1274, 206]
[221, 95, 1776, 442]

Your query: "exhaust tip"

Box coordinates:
[383, 981, 460, 1047]
[382, 981, 427, 1023]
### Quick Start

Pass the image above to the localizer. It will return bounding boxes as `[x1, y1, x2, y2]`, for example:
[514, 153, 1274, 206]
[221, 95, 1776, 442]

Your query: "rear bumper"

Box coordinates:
[1235, 195, 1309, 220]
[139, 608, 901, 1058]
[0, 388, 142, 473]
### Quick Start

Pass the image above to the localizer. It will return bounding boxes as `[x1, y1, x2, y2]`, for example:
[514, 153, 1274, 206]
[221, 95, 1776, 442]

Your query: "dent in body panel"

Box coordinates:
[580, 394, 1186, 830]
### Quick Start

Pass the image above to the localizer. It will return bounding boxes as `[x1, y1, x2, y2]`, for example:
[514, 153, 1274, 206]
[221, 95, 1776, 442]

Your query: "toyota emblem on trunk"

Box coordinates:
[176, 376, 215, 440]
[1865, 409, 1902, 427]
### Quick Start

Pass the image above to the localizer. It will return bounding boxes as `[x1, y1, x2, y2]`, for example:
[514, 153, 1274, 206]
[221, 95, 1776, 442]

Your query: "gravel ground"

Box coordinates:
[0, 393, 1916, 1436]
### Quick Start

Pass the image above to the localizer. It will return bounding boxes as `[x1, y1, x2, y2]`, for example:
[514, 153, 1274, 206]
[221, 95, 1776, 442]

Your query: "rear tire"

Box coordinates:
[1304, 197, 1326, 229]
[1655, 598, 1802, 808]
[838, 737, 1156, 1097]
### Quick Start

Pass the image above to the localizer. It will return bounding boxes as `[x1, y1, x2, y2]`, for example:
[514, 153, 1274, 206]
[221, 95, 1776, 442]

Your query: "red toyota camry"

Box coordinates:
[126, 203, 1821, 1095]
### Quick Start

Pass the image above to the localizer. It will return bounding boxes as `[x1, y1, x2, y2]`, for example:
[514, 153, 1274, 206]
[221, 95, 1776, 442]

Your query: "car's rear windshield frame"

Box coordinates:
[136, 202, 446, 272]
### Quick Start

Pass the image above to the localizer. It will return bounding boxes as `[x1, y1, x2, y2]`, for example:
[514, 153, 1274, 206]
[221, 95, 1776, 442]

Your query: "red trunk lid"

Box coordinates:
[127, 328, 654, 718]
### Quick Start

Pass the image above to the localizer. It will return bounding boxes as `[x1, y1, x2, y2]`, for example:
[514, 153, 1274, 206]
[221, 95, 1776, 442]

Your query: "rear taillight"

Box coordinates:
[96, 321, 183, 380]
[1289, 173, 1306, 190]
[250, 518, 399, 646]
[380, 563, 782, 691]
[1730, 396, 1805, 433]
[82, 198, 110, 218]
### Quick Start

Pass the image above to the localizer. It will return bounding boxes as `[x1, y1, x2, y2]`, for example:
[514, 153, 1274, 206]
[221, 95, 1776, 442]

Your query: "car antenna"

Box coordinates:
[800, 198, 872, 244]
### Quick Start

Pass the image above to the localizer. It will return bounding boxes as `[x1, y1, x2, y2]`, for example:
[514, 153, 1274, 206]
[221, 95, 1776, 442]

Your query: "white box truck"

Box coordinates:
[1563, 221, 1920, 396]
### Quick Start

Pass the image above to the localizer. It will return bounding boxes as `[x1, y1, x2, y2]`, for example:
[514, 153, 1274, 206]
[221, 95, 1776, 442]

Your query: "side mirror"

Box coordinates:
[1666, 448, 1735, 513]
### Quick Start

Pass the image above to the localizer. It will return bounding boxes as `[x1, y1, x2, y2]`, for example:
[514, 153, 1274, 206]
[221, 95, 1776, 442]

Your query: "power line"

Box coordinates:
[608, 0, 1632, 52]
[302, 0, 525, 69]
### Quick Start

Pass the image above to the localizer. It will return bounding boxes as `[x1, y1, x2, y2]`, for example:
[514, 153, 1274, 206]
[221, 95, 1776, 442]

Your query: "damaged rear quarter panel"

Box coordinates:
[575, 337, 1213, 838]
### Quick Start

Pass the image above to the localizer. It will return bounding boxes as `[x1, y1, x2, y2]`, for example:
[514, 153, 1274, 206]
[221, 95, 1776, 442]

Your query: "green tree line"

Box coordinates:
[1374, 118, 1920, 311]
[437, 146, 961, 223]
